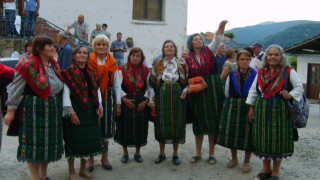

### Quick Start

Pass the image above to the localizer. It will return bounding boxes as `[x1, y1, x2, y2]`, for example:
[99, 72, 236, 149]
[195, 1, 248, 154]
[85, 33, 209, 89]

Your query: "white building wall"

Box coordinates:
[39, 0, 188, 67]
[296, 54, 320, 84]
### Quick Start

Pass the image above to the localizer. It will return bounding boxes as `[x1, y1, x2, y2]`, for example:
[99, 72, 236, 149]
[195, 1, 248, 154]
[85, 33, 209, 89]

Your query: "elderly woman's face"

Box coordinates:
[237, 54, 250, 70]
[267, 48, 281, 67]
[95, 41, 108, 55]
[40, 44, 55, 59]
[163, 42, 175, 57]
[130, 52, 142, 67]
[192, 35, 203, 49]
[74, 47, 88, 65]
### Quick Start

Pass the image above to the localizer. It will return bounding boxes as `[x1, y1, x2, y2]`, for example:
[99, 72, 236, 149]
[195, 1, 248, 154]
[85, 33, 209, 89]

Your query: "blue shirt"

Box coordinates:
[26, 0, 38, 11]
[58, 42, 72, 71]
[110, 40, 127, 60]
[215, 54, 226, 75]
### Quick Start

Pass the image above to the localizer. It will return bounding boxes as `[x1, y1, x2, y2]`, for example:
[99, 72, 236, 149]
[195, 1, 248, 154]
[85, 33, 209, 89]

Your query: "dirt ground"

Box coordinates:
[0, 104, 319, 180]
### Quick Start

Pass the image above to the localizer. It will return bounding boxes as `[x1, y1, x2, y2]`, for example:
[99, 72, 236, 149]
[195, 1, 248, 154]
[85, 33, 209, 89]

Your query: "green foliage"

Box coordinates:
[289, 56, 297, 70]
[224, 32, 235, 39]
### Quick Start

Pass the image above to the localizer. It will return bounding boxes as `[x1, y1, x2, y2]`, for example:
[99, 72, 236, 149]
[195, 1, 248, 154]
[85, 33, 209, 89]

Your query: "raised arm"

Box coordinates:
[208, 20, 228, 55]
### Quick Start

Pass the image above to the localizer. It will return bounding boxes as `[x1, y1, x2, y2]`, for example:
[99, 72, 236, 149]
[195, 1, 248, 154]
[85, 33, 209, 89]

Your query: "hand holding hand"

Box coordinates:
[279, 90, 293, 100]
[123, 97, 135, 109]
[137, 98, 149, 111]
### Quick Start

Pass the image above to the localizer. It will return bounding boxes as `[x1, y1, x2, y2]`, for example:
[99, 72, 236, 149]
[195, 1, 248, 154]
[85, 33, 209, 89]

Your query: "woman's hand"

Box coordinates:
[70, 113, 80, 126]
[149, 103, 156, 112]
[216, 20, 228, 35]
[97, 107, 104, 119]
[4, 109, 15, 125]
[122, 97, 135, 109]
[180, 91, 187, 99]
[116, 104, 121, 117]
[248, 105, 254, 123]
[279, 90, 293, 100]
[137, 98, 149, 111]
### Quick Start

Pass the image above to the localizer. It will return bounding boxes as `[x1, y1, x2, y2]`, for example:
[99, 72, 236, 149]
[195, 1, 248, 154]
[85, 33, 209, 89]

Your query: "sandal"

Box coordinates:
[190, 156, 201, 163]
[226, 159, 238, 168]
[255, 172, 272, 180]
[241, 162, 251, 173]
[271, 176, 279, 180]
[69, 174, 79, 180]
[207, 157, 217, 164]
[79, 170, 93, 179]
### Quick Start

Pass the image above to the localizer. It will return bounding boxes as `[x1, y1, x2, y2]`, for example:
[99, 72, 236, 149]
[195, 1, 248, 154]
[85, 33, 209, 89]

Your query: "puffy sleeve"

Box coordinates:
[118, 69, 127, 98]
[246, 75, 258, 105]
[113, 70, 122, 104]
[289, 69, 304, 102]
[225, 75, 230, 98]
[62, 83, 75, 118]
[6, 71, 26, 110]
[208, 34, 224, 55]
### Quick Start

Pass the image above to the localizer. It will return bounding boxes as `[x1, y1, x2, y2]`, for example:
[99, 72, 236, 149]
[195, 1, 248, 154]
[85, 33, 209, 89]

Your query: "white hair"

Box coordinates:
[261, 44, 291, 68]
[92, 34, 110, 51]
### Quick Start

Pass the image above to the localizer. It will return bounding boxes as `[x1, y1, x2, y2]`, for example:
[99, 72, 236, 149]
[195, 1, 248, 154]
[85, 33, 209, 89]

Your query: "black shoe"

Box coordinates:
[155, 154, 166, 164]
[121, 155, 129, 163]
[134, 154, 143, 163]
[86, 166, 94, 172]
[101, 160, 113, 170]
[172, 156, 180, 165]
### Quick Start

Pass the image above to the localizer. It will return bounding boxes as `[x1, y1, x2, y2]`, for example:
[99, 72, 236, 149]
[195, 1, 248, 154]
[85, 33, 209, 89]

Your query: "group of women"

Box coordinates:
[2, 19, 303, 180]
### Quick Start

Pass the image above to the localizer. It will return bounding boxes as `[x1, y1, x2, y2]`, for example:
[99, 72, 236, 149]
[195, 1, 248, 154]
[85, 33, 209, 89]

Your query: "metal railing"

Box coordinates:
[0, 16, 88, 47]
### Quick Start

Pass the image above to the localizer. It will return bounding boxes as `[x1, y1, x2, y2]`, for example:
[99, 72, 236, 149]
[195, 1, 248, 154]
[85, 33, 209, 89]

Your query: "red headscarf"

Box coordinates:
[15, 56, 63, 100]
[120, 61, 149, 93]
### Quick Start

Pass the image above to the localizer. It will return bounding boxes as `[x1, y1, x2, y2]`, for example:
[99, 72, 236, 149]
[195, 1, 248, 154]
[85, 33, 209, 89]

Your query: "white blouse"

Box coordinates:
[246, 69, 304, 105]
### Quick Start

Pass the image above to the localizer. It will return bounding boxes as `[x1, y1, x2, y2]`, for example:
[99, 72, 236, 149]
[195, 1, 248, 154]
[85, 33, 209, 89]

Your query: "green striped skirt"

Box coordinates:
[63, 99, 107, 158]
[101, 88, 116, 138]
[252, 97, 294, 159]
[218, 97, 252, 151]
[115, 92, 149, 147]
[155, 83, 186, 144]
[17, 95, 63, 162]
[191, 74, 224, 137]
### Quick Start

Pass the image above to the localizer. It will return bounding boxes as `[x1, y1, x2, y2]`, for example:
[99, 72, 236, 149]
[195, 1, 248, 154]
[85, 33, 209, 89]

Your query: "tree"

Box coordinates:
[225, 32, 235, 39]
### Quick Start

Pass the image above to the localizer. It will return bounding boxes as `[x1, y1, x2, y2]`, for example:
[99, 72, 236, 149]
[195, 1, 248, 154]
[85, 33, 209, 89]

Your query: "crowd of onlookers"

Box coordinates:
[0, 7, 305, 180]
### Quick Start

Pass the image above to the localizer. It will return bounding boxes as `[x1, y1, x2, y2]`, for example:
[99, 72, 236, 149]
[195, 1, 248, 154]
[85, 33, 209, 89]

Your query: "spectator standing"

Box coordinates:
[4, 0, 16, 37]
[102, 23, 111, 40]
[90, 24, 110, 45]
[22, 0, 40, 38]
[250, 42, 264, 61]
[215, 43, 226, 75]
[110, 32, 127, 67]
[67, 14, 89, 45]
[18, 41, 32, 65]
[57, 31, 72, 71]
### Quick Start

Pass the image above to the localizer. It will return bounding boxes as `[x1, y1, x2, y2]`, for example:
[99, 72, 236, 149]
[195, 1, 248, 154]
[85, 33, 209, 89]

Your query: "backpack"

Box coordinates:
[284, 67, 309, 128]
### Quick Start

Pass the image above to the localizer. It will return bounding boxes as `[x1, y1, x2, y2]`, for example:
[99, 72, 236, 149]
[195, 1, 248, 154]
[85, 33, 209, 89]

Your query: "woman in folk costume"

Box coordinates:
[0, 64, 15, 152]
[246, 45, 303, 180]
[186, 20, 227, 164]
[62, 46, 107, 179]
[218, 50, 256, 173]
[4, 36, 64, 180]
[87, 35, 122, 171]
[115, 47, 150, 163]
[149, 40, 188, 165]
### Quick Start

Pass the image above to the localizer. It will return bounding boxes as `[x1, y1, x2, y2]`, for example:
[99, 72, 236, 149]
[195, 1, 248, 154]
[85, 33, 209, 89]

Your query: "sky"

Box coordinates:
[187, 0, 319, 34]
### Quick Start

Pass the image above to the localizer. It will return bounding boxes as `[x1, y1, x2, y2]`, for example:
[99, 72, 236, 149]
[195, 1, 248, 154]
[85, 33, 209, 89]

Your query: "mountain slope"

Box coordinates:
[259, 23, 320, 49]
[226, 20, 319, 44]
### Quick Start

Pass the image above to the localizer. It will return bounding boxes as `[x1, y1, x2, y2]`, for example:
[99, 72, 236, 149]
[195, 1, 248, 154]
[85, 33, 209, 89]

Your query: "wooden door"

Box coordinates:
[307, 63, 320, 99]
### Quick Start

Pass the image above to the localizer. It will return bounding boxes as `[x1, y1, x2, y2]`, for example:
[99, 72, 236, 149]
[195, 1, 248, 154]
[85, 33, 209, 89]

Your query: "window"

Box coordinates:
[132, 0, 163, 21]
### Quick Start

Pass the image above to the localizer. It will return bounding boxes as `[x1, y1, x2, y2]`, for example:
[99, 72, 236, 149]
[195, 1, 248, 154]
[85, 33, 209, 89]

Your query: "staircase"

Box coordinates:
[0, 16, 86, 57]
